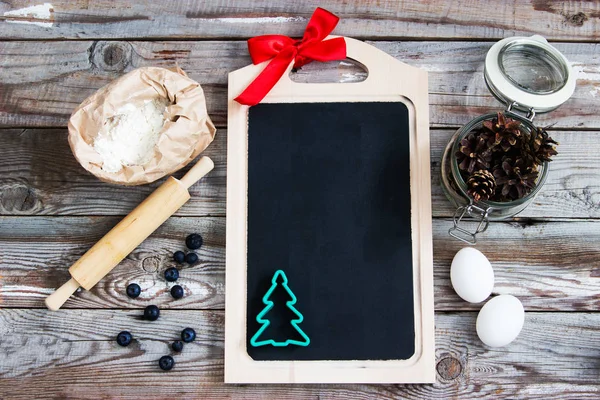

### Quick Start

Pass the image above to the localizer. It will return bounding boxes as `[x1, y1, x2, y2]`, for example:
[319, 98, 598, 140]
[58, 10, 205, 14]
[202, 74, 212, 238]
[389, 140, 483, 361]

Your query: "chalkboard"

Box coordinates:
[225, 36, 434, 383]
[246, 101, 414, 361]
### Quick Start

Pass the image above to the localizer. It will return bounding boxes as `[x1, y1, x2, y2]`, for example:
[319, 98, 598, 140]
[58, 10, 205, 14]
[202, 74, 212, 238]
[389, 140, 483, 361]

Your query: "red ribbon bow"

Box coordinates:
[235, 8, 347, 106]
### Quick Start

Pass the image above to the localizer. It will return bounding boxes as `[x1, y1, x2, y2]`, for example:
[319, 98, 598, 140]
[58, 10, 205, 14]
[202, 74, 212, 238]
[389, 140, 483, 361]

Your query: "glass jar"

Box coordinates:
[440, 35, 575, 244]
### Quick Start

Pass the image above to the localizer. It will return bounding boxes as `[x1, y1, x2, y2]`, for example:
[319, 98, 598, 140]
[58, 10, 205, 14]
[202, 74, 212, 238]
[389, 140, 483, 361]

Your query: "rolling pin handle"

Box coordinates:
[178, 156, 215, 189]
[45, 278, 80, 311]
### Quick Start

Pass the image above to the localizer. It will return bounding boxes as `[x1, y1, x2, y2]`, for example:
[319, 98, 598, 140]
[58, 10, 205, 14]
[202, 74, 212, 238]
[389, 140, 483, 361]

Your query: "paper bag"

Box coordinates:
[68, 66, 216, 185]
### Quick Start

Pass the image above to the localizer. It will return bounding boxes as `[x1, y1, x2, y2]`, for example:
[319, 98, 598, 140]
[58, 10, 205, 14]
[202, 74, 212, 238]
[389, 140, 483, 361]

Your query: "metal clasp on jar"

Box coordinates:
[449, 203, 491, 244]
[506, 101, 536, 121]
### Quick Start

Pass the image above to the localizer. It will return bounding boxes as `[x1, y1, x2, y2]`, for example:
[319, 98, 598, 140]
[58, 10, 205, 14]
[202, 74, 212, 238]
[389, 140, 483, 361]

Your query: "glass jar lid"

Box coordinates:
[484, 35, 576, 114]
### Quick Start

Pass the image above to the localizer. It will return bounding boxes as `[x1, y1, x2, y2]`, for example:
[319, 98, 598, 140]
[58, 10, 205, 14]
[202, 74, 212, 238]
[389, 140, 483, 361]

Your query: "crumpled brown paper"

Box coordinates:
[68, 66, 216, 185]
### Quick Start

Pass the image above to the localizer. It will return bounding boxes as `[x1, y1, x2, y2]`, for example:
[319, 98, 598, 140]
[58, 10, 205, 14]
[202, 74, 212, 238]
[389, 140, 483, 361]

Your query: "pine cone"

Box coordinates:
[493, 157, 539, 201]
[467, 169, 496, 202]
[530, 127, 558, 163]
[456, 132, 492, 174]
[477, 125, 496, 148]
[483, 112, 523, 152]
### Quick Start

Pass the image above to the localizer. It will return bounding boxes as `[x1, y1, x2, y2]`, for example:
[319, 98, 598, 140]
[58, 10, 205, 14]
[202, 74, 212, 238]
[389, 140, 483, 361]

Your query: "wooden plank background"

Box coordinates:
[0, 1, 599, 399]
[0, 1, 599, 41]
[1, 41, 599, 129]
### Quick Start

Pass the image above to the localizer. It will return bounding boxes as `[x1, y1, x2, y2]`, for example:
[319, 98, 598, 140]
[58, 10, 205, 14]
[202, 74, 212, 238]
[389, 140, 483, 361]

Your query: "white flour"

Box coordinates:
[94, 98, 167, 173]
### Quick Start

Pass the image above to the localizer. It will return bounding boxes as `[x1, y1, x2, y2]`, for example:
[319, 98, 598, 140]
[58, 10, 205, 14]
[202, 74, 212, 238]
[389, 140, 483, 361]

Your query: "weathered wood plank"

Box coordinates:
[2, 128, 599, 219]
[0, 128, 226, 216]
[1, 216, 598, 311]
[0, 216, 226, 310]
[0, 309, 598, 399]
[1, 40, 598, 129]
[0, 1, 599, 41]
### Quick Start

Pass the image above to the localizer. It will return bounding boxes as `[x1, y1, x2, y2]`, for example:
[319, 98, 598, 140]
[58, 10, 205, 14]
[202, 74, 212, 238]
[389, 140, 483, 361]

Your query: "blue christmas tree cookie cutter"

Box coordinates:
[250, 269, 310, 347]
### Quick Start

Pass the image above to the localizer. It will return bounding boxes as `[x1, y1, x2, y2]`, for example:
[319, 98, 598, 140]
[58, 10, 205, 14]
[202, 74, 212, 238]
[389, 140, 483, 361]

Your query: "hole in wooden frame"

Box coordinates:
[289, 58, 368, 83]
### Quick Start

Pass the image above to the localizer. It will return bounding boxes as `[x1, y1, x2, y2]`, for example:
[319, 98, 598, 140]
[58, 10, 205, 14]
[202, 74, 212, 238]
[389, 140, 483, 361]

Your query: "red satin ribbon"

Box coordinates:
[235, 8, 346, 106]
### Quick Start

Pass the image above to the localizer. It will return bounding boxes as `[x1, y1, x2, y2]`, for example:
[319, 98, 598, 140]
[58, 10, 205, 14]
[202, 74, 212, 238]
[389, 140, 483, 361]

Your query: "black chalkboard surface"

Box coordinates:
[246, 101, 415, 361]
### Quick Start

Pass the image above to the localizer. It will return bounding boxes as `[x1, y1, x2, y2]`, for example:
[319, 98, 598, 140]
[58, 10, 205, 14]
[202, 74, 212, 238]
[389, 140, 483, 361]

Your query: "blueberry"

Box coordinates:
[171, 340, 184, 352]
[159, 355, 175, 371]
[185, 252, 198, 265]
[170, 285, 184, 299]
[173, 251, 185, 264]
[126, 283, 141, 299]
[116, 331, 132, 347]
[144, 305, 160, 321]
[164, 267, 179, 282]
[185, 233, 203, 250]
[181, 327, 196, 343]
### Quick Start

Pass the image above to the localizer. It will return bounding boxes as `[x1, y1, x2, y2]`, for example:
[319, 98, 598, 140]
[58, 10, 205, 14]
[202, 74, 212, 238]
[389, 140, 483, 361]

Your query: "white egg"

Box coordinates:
[476, 295, 525, 347]
[450, 247, 494, 303]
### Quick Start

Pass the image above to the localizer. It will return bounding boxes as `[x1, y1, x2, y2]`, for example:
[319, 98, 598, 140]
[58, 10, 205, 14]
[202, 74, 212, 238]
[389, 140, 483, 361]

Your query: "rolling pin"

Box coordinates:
[45, 156, 214, 311]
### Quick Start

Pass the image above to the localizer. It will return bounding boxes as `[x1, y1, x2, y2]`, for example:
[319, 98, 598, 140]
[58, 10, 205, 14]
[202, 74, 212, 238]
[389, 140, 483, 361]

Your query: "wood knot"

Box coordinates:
[437, 356, 463, 380]
[0, 183, 40, 213]
[564, 12, 588, 27]
[141, 256, 161, 273]
[91, 41, 132, 72]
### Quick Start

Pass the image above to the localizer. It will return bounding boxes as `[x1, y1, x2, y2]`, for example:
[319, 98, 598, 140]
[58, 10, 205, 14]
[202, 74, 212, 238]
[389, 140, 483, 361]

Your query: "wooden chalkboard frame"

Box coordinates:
[225, 36, 434, 384]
